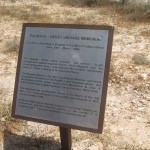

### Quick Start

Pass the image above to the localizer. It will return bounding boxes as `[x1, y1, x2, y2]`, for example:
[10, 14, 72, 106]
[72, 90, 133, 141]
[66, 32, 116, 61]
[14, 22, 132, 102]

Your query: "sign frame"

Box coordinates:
[12, 23, 114, 133]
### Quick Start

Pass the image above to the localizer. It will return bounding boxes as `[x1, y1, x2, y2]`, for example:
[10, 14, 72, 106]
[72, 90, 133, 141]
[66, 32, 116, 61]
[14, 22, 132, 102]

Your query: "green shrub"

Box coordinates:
[63, 0, 111, 6]
[123, 2, 150, 21]
[5, 39, 19, 52]
[132, 53, 150, 66]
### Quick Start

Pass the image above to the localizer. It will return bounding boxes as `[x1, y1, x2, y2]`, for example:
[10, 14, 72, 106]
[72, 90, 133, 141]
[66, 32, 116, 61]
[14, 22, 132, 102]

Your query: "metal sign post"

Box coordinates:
[60, 127, 72, 150]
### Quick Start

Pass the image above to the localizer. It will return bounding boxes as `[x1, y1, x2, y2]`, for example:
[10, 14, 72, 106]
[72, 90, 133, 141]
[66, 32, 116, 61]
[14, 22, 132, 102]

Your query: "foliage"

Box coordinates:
[132, 53, 150, 66]
[63, 0, 111, 6]
[63, 0, 150, 20]
[5, 39, 19, 52]
[122, 1, 150, 21]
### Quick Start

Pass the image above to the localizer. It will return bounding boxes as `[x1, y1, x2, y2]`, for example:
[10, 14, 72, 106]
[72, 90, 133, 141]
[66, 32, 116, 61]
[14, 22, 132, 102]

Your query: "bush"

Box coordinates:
[132, 53, 150, 66]
[4, 39, 19, 52]
[123, 1, 150, 21]
[63, 0, 111, 6]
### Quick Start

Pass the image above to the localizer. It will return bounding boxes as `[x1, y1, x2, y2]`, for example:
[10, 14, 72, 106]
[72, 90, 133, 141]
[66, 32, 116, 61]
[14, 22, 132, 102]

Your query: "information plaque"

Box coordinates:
[12, 23, 114, 133]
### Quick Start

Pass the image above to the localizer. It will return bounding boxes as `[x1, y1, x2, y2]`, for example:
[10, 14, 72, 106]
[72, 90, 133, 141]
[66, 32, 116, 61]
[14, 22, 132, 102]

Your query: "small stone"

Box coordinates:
[87, 145, 99, 150]
[125, 86, 130, 91]
[72, 147, 78, 150]
[138, 107, 144, 111]
[6, 61, 11, 64]
[141, 73, 147, 80]
[1, 117, 5, 122]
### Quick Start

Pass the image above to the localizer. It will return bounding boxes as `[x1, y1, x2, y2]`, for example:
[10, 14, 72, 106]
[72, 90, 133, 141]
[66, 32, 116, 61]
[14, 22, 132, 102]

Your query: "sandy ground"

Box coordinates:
[0, 0, 150, 149]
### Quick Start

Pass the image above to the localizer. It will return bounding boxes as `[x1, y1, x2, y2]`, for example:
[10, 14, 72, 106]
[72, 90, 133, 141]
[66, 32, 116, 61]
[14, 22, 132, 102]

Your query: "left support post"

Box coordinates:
[60, 127, 72, 150]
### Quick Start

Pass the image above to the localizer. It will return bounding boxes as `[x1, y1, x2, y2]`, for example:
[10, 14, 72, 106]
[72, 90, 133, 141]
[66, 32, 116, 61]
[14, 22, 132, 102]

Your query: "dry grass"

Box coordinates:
[0, 0, 149, 23]
[0, 4, 51, 22]
[10, 0, 16, 2]
[41, 0, 54, 5]
[140, 29, 150, 36]
[72, 129, 148, 150]
[0, 88, 26, 139]
[123, 2, 150, 21]
[29, 5, 41, 12]
[0, 5, 30, 20]
[62, 0, 150, 21]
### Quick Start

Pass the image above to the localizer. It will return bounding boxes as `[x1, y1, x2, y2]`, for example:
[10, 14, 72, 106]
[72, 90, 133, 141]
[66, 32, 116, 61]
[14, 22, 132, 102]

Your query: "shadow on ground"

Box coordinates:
[3, 130, 61, 150]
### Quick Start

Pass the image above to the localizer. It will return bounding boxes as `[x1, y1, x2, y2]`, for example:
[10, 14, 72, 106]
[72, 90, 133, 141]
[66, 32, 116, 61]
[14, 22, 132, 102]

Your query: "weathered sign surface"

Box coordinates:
[12, 23, 114, 133]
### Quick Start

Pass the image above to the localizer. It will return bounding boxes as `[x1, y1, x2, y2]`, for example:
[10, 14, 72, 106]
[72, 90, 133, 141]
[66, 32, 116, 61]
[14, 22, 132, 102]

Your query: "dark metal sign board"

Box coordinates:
[12, 23, 114, 133]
